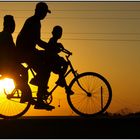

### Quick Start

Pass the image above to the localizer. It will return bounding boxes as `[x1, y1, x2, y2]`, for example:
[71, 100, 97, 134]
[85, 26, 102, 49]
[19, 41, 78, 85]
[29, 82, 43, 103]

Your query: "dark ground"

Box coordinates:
[0, 116, 140, 139]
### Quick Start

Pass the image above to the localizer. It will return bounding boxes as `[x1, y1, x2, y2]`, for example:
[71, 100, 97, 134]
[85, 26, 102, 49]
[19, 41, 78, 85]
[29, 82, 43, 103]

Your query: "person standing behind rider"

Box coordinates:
[0, 15, 32, 103]
[16, 2, 55, 110]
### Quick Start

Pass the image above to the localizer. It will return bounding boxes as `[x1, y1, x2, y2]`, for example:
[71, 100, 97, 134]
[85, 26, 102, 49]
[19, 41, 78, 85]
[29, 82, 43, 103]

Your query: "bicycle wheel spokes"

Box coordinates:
[67, 72, 112, 117]
[0, 88, 30, 119]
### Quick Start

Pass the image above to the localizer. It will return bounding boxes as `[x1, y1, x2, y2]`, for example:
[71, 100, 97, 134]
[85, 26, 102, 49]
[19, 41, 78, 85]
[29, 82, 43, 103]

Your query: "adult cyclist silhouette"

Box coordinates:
[0, 15, 32, 103]
[16, 2, 55, 110]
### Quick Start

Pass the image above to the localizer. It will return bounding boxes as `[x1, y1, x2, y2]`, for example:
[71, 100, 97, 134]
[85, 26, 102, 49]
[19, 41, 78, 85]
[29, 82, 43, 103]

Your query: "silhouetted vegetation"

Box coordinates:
[100, 110, 140, 119]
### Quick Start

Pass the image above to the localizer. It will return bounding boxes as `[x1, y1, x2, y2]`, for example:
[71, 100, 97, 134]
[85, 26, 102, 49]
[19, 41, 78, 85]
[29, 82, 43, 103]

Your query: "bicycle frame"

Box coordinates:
[28, 51, 90, 98]
[28, 54, 78, 97]
[0, 49, 112, 119]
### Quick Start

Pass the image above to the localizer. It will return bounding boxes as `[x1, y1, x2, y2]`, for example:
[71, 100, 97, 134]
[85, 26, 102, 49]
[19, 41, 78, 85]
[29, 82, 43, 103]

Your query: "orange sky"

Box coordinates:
[0, 1, 140, 116]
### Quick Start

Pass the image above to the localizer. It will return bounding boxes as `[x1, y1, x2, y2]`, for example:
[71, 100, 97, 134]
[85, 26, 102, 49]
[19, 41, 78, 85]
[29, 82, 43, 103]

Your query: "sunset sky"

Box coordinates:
[0, 1, 140, 116]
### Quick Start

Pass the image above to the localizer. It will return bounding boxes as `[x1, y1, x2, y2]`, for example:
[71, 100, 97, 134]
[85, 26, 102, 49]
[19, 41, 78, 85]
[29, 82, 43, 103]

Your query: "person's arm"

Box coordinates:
[35, 21, 49, 49]
[37, 38, 48, 49]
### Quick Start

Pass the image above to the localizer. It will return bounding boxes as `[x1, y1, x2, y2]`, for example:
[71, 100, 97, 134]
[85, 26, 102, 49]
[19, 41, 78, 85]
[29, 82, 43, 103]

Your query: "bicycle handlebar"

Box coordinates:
[62, 48, 72, 58]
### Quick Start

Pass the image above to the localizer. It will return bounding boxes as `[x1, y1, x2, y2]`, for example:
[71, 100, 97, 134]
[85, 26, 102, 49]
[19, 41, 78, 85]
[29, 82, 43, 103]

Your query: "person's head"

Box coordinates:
[35, 2, 51, 20]
[52, 25, 63, 39]
[3, 15, 15, 33]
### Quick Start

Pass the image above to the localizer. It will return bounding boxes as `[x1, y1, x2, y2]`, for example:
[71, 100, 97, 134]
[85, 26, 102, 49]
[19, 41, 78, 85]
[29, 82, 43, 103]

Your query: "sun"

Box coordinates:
[0, 78, 15, 93]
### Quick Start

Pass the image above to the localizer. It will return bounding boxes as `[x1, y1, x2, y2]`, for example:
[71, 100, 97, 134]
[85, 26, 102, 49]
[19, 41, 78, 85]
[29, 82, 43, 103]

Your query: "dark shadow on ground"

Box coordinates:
[0, 115, 140, 139]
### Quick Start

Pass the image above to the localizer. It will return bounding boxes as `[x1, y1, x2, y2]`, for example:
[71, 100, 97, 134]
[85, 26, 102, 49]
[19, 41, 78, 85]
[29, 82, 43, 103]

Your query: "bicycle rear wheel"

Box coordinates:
[0, 87, 31, 119]
[67, 72, 112, 117]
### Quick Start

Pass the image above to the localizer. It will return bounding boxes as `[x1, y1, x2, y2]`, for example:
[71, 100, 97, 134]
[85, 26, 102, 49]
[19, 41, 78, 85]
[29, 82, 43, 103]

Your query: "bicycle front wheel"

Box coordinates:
[67, 72, 112, 117]
[0, 87, 31, 119]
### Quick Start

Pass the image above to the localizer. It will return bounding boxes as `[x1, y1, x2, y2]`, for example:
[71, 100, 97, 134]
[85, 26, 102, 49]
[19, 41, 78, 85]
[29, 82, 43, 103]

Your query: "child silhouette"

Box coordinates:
[46, 25, 74, 95]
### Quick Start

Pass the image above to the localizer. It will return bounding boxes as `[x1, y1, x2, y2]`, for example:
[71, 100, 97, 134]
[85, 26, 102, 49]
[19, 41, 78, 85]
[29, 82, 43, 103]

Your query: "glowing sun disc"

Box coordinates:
[0, 78, 15, 93]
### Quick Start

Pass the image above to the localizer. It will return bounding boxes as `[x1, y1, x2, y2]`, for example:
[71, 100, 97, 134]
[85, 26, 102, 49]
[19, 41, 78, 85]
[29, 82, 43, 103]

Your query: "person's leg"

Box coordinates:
[18, 64, 28, 83]
[55, 57, 68, 87]
[34, 67, 55, 110]
[13, 64, 33, 103]
[26, 51, 54, 109]
[28, 50, 46, 86]
[36, 70, 50, 102]
[60, 57, 68, 75]
[56, 58, 74, 95]
[20, 82, 32, 103]
[18, 51, 40, 102]
[56, 72, 74, 95]
[13, 71, 32, 103]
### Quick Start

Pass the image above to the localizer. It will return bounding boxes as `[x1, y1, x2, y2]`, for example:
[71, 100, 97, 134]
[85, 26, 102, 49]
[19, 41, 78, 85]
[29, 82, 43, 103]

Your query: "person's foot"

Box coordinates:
[34, 101, 55, 110]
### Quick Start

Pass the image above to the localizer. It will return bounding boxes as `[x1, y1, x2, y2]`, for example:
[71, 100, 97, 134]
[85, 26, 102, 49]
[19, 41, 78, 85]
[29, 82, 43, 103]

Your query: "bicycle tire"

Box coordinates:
[67, 72, 112, 117]
[0, 87, 31, 119]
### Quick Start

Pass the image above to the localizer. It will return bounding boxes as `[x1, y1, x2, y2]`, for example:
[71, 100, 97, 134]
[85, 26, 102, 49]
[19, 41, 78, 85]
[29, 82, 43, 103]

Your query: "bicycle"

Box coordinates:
[0, 49, 112, 119]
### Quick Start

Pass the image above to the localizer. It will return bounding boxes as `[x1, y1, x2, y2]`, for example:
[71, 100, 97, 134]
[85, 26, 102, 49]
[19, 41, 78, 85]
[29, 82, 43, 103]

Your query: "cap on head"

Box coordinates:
[35, 2, 51, 14]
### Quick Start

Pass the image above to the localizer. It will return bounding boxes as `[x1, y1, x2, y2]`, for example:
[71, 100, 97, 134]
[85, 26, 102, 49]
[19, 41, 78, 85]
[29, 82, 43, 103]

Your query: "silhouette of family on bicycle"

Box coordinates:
[0, 2, 73, 110]
[0, 2, 112, 119]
